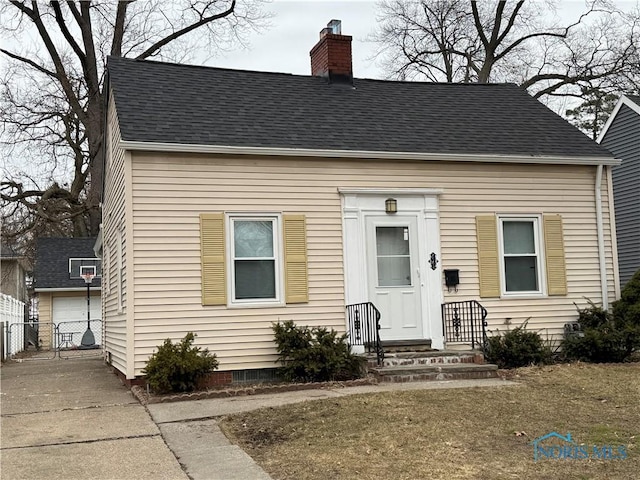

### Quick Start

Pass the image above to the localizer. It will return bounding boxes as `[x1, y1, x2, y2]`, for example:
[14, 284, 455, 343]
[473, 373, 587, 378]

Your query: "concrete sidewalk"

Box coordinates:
[148, 377, 514, 480]
[0, 357, 187, 480]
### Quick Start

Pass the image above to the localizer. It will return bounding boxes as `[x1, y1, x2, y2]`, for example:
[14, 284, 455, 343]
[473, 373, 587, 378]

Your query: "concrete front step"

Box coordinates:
[371, 363, 499, 383]
[366, 350, 485, 369]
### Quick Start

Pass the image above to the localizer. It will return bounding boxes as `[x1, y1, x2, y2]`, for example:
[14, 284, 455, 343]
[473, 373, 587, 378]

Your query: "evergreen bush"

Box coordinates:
[272, 320, 365, 382]
[563, 271, 640, 363]
[484, 320, 553, 369]
[143, 332, 218, 394]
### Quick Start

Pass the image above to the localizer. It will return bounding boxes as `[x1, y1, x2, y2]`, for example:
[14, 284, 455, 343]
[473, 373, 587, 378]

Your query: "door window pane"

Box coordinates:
[376, 226, 411, 286]
[377, 257, 411, 286]
[376, 227, 409, 255]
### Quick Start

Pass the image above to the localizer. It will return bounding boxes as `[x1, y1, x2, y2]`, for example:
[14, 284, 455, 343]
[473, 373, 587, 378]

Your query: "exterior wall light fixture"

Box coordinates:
[385, 198, 398, 214]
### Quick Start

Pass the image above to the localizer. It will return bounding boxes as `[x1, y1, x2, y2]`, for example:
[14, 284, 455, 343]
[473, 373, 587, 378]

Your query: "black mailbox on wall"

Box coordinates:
[444, 269, 460, 291]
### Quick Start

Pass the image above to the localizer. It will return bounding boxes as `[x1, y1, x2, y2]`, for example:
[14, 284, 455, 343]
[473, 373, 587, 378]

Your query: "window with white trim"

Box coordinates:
[229, 216, 281, 303]
[499, 217, 543, 294]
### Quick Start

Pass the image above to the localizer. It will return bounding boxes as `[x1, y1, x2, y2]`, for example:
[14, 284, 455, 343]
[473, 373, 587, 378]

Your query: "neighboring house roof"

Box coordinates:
[107, 56, 613, 162]
[627, 95, 640, 107]
[598, 94, 640, 142]
[34, 237, 102, 290]
[1, 242, 22, 260]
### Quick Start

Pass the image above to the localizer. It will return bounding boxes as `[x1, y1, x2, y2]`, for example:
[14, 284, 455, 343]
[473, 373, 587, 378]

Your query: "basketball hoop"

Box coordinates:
[80, 265, 96, 284]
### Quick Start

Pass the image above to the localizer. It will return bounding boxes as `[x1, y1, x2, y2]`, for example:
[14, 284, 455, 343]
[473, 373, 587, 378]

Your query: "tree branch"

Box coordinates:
[19, 1, 88, 125]
[137, 0, 237, 59]
[110, 1, 131, 56]
[0, 49, 57, 78]
[50, 1, 86, 63]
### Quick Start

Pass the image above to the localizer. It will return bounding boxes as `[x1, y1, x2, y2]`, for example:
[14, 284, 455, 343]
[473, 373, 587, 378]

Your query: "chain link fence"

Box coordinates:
[5, 319, 102, 360]
[57, 319, 103, 359]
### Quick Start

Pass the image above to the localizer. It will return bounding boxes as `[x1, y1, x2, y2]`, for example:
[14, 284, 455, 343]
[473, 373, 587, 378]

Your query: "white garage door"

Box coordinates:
[53, 296, 102, 323]
[52, 296, 102, 347]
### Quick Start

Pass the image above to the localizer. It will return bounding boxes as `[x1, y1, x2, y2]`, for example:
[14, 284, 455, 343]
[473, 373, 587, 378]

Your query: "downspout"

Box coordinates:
[595, 164, 608, 309]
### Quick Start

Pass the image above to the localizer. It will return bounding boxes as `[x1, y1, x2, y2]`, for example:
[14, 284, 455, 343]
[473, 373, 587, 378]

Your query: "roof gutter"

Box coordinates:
[119, 141, 620, 167]
[35, 287, 102, 293]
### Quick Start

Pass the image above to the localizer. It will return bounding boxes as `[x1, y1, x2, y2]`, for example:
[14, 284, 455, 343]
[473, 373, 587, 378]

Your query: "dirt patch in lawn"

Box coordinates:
[220, 363, 639, 480]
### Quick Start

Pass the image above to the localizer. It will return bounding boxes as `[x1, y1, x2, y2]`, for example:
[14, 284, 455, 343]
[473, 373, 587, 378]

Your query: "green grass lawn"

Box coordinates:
[221, 363, 640, 480]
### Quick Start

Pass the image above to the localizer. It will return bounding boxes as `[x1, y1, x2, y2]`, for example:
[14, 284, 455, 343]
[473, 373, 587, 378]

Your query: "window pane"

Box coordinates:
[234, 221, 273, 258]
[503, 221, 535, 254]
[505, 257, 538, 291]
[376, 227, 409, 255]
[377, 257, 411, 286]
[235, 260, 276, 299]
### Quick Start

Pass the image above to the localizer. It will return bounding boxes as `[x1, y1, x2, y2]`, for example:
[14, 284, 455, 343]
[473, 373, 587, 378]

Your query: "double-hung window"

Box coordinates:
[230, 217, 280, 303]
[200, 212, 308, 306]
[499, 216, 543, 295]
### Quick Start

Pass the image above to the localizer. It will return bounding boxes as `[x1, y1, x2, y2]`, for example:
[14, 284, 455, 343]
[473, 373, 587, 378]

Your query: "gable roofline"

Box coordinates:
[120, 141, 619, 167]
[597, 95, 640, 143]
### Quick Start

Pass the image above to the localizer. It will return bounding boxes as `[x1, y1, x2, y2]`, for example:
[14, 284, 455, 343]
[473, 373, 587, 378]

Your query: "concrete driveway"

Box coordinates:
[0, 357, 187, 480]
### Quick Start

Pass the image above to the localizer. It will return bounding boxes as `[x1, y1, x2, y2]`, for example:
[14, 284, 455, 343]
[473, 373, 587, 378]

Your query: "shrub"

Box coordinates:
[561, 301, 625, 363]
[484, 320, 553, 369]
[612, 269, 640, 356]
[563, 272, 640, 363]
[272, 320, 365, 382]
[143, 332, 218, 394]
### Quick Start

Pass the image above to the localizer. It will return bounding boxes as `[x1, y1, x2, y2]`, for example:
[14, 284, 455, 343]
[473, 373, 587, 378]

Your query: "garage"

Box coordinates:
[52, 295, 102, 346]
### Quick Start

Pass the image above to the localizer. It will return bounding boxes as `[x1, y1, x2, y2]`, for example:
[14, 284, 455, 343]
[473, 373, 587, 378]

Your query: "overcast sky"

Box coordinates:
[211, 0, 382, 78]
[201, 0, 637, 80]
[2, 0, 637, 182]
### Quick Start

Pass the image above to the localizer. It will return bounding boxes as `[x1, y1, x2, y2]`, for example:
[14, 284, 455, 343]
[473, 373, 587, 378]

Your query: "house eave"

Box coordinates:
[120, 141, 620, 166]
[34, 287, 102, 293]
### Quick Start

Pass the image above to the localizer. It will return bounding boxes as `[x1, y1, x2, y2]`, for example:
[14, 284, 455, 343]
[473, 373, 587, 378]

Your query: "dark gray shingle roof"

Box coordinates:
[34, 237, 101, 290]
[107, 56, 612, 159]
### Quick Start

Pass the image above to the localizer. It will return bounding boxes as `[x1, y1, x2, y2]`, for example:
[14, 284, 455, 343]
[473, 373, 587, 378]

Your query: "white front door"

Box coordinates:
[366, 215, 422, 340]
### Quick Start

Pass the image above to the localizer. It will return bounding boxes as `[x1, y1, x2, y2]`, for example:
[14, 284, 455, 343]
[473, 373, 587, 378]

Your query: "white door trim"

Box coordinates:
[341, 191, 444, 348]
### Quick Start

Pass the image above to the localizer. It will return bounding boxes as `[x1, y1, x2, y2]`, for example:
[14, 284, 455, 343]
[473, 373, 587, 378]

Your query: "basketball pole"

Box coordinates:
[80, 275, 95, 347]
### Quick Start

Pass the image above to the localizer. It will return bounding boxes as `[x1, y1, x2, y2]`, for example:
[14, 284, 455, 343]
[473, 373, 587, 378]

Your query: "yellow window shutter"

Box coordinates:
[476, 215, 500, 298]
[544, 214, 567, 296]
[283, 214, 309, 304]
[200, 213, 226, 306]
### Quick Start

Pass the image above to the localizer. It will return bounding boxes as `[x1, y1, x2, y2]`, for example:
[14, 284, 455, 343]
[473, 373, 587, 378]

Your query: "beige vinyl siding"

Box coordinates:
[128, 153, 616, 375]
[102, 95, 128, 375]
[37, 292, 52, 349]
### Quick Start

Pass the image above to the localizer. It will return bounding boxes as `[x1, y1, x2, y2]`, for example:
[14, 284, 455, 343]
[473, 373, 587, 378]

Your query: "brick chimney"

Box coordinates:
[310, 19, 353, 83]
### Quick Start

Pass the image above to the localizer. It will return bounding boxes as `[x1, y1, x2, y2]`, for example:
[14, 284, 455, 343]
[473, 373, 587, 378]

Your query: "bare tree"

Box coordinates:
[1, 0, 267, 246]
[372, 0, 640, 102]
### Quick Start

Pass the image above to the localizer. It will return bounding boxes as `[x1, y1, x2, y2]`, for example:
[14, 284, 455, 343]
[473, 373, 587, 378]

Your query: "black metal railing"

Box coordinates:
[346, 302, 384, 366]
[441, 300, 488, 350]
